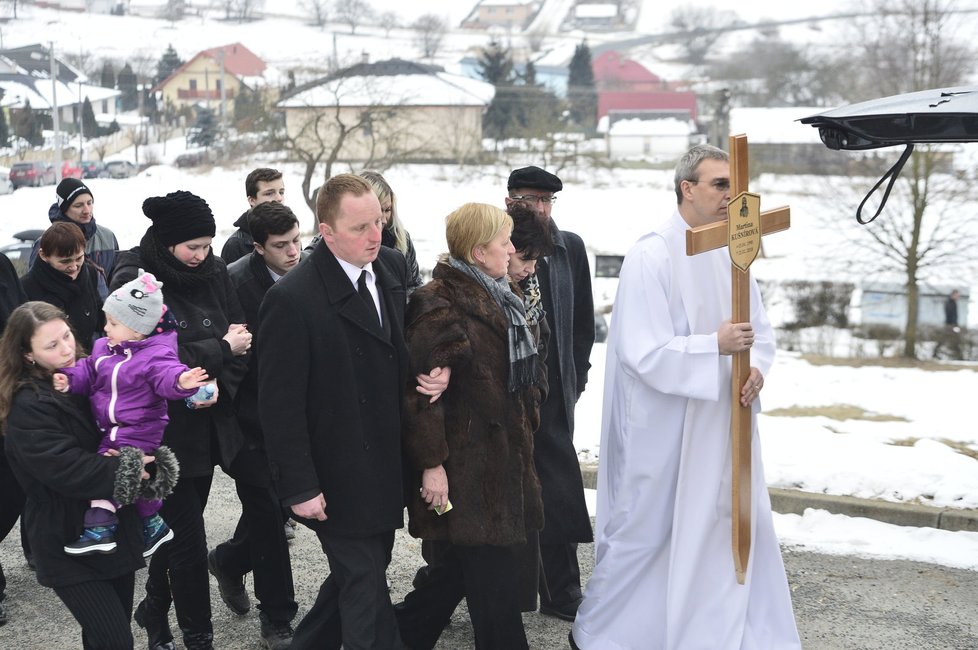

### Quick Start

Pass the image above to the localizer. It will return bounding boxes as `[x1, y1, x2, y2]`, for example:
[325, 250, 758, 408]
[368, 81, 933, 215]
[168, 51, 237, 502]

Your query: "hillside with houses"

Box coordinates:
[2, 0, 978, 351]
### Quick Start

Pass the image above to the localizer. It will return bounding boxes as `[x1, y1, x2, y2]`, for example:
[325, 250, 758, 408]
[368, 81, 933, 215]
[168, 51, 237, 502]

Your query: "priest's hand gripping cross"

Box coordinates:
[685, 134, 790, 584]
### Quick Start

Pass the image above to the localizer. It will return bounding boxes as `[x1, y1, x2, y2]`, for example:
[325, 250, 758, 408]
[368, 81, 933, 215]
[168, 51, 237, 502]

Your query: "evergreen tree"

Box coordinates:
[100, 60, 116, 89]
[144, 89, 159, 123]
[567, 41, 597, 131]
[81, 97, 98, 138]
[477, 40, 514, 85]
[233, 85, 266, 131]
[523, 60, 537, 86]
[0, 91, 8, 147]
[156, 44, 183, 85]
[191, 107, 218, 147]
[12, 100, 43, 146]
[478, 40, 516, 140]
[117, 63, 138, 111]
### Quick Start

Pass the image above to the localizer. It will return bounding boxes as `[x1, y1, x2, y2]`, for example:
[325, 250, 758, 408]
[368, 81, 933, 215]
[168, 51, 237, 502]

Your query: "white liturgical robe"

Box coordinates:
[572, 211, 801, 650]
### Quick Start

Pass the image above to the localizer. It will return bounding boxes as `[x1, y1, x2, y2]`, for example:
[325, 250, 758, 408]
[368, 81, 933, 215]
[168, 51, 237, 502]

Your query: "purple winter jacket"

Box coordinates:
[62, 330, 197, 454]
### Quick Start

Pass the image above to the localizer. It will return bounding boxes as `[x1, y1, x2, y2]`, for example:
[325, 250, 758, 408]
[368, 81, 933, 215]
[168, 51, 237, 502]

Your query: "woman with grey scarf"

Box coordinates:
[394, 203, 546, 650]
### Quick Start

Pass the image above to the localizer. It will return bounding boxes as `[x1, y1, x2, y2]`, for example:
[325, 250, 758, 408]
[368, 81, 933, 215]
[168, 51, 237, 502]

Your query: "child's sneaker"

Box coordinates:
[143, 514, 175, 558]
[64, 525, 117, 555]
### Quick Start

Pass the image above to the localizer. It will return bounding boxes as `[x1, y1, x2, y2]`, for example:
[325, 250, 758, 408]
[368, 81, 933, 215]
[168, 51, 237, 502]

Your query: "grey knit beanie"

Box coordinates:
[103, 269, 166, 336]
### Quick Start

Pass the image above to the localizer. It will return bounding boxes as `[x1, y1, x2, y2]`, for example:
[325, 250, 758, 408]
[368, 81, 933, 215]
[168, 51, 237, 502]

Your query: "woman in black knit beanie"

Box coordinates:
[111, 190, 252, 650]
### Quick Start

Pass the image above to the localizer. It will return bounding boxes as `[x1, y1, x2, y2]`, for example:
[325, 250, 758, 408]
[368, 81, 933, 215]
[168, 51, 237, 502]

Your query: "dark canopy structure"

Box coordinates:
[800, 85, 978, 222]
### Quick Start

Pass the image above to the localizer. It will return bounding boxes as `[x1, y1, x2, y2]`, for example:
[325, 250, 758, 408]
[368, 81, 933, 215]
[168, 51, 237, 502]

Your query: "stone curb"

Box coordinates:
[579, 464, 978, 533]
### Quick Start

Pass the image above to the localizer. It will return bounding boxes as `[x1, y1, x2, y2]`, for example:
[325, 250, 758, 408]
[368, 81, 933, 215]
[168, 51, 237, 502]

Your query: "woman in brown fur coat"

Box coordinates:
[395, 203, 545, 650]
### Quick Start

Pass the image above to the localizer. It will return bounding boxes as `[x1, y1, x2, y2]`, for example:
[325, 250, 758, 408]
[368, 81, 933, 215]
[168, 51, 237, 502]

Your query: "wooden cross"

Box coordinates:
[685, 134, 790, 584]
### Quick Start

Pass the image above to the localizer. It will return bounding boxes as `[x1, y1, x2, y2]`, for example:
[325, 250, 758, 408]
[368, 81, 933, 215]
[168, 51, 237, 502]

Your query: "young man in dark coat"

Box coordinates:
[29, 178, 119, 298]
[211, 202, 303, 649]
[221, 168, 286, 265]
[257, 174, 448, 649]
[505, 166, 596, 621]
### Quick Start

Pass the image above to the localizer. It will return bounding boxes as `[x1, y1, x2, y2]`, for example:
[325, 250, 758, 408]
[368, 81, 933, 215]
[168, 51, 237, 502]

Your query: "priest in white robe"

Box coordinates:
[571, 145, 801, 650]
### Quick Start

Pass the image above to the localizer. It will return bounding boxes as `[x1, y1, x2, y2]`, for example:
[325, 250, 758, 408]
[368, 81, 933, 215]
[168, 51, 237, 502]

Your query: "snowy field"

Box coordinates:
[3, 153, 978, 573]
[3, 0, 978, 576]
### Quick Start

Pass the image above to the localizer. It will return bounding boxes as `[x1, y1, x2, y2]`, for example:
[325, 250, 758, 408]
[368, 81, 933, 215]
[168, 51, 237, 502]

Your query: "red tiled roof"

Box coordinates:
[593, 51, 660, 85]
[152, 42, 266, 92]
[201, 42, 266, 77]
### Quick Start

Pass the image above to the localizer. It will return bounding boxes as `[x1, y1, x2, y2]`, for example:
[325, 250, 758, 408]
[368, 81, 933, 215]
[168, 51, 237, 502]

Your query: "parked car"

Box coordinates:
[9, 162, 56, 189]
[105, 160, 137, 178]
[0, 230, 43, 275]
[174, 150, 210, 168]
[0, 168, 13, 195]
[61, 160, 83, 179]
[79, 160, 108, 179]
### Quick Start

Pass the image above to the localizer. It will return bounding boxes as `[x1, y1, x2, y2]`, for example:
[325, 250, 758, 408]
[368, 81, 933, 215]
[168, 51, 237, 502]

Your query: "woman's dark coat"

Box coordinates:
[21, 259, 103, 351]
[4, 382, 144, 588]
[111, 245, 247, 478]
[402, 262, 544, 547]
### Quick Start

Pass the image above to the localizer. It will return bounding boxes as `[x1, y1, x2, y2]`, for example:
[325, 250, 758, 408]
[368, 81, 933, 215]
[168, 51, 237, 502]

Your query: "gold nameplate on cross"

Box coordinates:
[685, 134, 790, 584]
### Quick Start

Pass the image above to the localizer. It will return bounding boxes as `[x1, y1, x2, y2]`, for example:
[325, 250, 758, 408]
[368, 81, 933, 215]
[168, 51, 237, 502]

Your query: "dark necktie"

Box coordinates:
[358, 270, 379, 326]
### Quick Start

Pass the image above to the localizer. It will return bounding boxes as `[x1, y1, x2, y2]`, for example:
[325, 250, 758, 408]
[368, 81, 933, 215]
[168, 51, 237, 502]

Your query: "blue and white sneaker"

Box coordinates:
[142, 514, 175, 558]
[65, 525, 117, 555]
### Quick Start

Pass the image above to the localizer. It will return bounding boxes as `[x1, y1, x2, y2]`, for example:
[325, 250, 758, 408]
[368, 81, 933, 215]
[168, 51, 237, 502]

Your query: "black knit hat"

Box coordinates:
[56, 178, 93, 214]
[507, 166, 563, 193]
[142, 191, 216, 247]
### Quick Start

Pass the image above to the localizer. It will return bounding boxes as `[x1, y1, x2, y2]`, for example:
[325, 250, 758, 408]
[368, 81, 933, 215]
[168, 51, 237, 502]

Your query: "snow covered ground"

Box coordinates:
[3, 0, 978, 576]
[3, 154, 978, 572]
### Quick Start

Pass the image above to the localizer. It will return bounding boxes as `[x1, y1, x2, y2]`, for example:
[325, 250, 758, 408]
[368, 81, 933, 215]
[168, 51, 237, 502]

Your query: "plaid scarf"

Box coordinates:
[448, 256, 537, 392]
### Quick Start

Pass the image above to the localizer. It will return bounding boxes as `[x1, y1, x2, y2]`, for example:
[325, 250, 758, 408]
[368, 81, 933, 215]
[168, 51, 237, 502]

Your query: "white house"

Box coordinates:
[278, 59, 495, 164]
[599, 115, 696, 160]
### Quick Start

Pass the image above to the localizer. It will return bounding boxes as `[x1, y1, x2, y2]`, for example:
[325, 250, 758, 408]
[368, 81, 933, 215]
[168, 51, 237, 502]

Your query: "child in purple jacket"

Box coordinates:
[55, 270, 212, 557]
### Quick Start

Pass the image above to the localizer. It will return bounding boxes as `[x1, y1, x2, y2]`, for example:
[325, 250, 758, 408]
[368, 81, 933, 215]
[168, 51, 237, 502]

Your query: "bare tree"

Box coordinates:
[334, 0, 373, 35]
[412, 14, 447, 60]
[276, 76, 433, 225]
[667, 5, 740, 65]
[301, 0, 329, 28]
[161, 0, 185, 22]
[90, 137, 110, 162]
[832, 0, 975, 358]
[235, 0, 265, 22]
[378, 11, 398, 36]
[0, 0, 20, 19]
[525, 28, 548, 53]
[708, 34, 844, 107]
[219, 0, 263, 21]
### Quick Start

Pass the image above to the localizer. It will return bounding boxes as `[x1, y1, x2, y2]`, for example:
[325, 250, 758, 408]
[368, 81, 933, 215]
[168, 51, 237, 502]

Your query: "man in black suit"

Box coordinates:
[258, 174, 445, 649]
[506, 166, 595, 622]
[210, 201, 304, 649]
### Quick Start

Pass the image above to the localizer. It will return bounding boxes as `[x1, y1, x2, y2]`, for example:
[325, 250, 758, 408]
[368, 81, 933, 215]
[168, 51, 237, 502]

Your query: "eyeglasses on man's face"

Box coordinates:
[511, 194, 557, 205]
[686, 178, 730, 192]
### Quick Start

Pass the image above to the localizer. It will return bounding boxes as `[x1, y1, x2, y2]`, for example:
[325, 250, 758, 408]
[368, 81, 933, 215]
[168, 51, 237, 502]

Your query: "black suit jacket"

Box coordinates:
[226, 251, 277, 486]
[258, 242, 408, 537]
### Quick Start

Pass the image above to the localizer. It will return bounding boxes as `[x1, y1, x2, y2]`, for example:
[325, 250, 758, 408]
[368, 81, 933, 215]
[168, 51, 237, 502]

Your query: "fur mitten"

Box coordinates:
[139, 445, 180, 501]
[113, 446, 146, 506]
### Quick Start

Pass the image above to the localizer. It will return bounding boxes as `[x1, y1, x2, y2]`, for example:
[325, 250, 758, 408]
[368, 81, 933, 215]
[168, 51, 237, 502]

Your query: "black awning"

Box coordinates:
[800, 86, 978, 150]
[799, 86, 978, 223]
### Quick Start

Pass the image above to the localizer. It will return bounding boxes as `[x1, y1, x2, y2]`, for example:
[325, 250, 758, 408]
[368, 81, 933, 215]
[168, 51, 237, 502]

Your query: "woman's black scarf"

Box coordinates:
[27, 257, 85, 306]
[138, 227, 219, 290]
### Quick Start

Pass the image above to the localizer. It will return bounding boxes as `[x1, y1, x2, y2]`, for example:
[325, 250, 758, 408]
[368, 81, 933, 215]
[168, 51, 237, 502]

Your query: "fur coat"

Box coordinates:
[403, 262, 544, 547]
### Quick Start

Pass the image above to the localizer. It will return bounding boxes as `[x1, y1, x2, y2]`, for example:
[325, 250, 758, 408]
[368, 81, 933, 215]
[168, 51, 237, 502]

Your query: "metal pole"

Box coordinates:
[77, 81, 83, 159]
[50, 41, 62, 183]
[218, 49, 227, 135]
